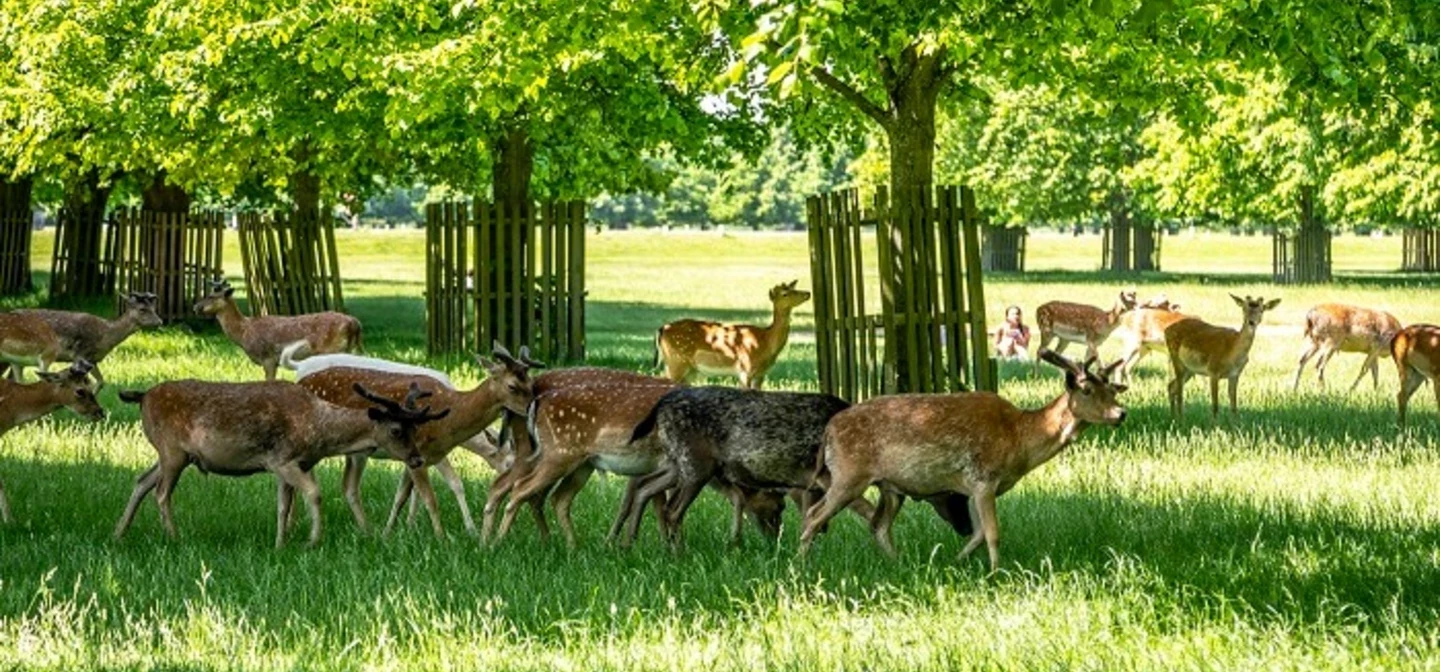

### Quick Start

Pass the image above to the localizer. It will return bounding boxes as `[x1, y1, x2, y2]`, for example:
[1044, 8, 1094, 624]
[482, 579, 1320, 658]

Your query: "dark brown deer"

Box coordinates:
[194, 279, 362, 381]
[0, 311, 62, 382]
[0, 360, 105, 522]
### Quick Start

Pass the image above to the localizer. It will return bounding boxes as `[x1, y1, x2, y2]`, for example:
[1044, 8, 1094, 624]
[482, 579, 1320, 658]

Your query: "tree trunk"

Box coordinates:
[142, 172, 191, 213]
[1402, 226, 1439, 272]
[1106, 189, 1133, 272]
[1294, 186, 1331, 283]
[0, 174, 34, 294]
[52, 171, 114, 299]
[1133, 219, 1160, 272]
[492, 126, 534, 206]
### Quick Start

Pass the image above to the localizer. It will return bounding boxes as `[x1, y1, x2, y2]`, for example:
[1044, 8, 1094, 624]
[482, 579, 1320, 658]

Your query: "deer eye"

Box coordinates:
[389, 426, 403, 439]
[1080, 386, 1092, 396]
[76, 389, 92, 399]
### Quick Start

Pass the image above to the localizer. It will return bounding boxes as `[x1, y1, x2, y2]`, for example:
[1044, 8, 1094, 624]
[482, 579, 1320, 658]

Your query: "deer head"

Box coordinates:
[194, 279, 236, 316]
[122, 292, 164, 328]
[353, 382, 451, 469]
[1230, 294, 1281, 328]
[768, 280, 811, 311]
[35, 359, 106, 421]
[1038, 349, 1128, 425]
[477, 341, 544, 415]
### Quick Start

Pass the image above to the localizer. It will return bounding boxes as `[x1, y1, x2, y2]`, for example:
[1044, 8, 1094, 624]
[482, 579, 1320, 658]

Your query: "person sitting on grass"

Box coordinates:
[993, 305, 1032, 360]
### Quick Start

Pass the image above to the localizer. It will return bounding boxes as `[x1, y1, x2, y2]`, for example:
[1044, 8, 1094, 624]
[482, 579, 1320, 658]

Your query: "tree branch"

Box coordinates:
[808, 65, 892, 128]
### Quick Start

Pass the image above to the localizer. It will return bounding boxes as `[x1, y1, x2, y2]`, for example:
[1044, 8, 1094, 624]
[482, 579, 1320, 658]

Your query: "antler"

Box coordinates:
[353, 382, 450, 423]
[517, 345, 546, 370]
[1036, 348, 1084, 377]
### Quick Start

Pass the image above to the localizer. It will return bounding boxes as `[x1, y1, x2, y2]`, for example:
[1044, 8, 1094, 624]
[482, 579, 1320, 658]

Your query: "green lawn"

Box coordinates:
[1, 227, 1438, 670]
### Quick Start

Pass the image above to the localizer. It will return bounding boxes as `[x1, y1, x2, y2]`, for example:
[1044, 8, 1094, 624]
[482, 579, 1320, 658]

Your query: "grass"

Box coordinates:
[2, 227, 1439, 670]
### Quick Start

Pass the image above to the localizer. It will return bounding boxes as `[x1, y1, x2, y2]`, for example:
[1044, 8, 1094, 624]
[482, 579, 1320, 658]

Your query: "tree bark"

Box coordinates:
[1293, 185, 1331, 283]
[0, 174, 35, 294]
[141, 172, 191, 213]
[52, 170, 114, 299]
[492, 126, 534, 206]
[1106, 189, 1133, 272]
[1133, 219, 1160, 272]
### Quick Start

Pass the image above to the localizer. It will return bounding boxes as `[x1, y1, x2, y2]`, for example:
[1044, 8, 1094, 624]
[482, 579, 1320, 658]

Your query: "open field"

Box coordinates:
[2, 228, 1439, 670]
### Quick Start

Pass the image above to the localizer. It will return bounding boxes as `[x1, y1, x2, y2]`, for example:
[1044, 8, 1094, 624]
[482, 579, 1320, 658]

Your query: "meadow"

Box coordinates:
[2, 227, 1438, 670]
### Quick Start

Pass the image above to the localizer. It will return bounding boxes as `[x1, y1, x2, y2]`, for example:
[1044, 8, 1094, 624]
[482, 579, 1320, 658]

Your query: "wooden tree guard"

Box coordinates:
[807, 185, 994, 403]
[237, 211, 345, 316]
[1102, 220, 1162, 272]
[112, 208, 225, 321]
[0, 177, 33, 295]
[425, 199, 586, 364]
[981, 224, 1027, 272]
[50, 205, 119, 300]
[1273, 189, 1331, 284]
[1402, 227, 1439, 272]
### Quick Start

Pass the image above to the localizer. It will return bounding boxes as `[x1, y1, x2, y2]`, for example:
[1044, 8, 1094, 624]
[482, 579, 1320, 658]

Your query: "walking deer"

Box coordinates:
[1034, 290, 1137, 365]
[12, 292, 163, 385]
[115, 380, 447, 547]
[194, 279, 363, 381]
[798, 351, 1127, 570]
[297, 343, 539, 538]
[0, 360, 105, 523]
[1113, 301, 1191, 383]
[1164, 294, 1280, 419]
[0, 311, 63, 382]
[1292, 304, 1401, 392]
[655, 280, 810, 389]
[1391, 323, 1440, 426]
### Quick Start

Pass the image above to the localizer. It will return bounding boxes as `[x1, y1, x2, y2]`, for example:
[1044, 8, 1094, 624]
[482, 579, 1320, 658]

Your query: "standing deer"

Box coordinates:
[1291, 304, 1401, 392]
[194, 279, 363, 381]
[1391, 323, 1440, 426]
[0, 360, 105, 523]
[114, 381, 447, 547]
[12, 292, 164, 385]
[655, 280, 811, 389]
[798, 351, 1127, 571]
[1034, 290, 1138, 365]
[296, 343, 539, 538]
[1164, 294, 1280, 419]
[0, 311, 62, 382]
[1112, 301, 1190, 383]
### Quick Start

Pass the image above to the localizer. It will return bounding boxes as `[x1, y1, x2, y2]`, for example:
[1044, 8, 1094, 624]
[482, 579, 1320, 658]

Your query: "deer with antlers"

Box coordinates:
[798, 351, 1128, 571]
[0, 360, 105, 523]
[655, 280, 810, 389]
[194, 279, 363, 381]
[1164, 294, 1280, 420]
[0, 311, 63, 382]
[115, 380, 448, 547]
[1292, 304, 1401, 392]
[1033, 290, 1137, 366]
[296, 343, 539, 538]
[1391, 323, 1440, 426]
[8, 293, 164, 385]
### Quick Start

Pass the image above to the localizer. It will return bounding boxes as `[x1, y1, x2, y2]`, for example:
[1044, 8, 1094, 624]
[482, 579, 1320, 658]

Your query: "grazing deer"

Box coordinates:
[1391, 323, 1440, 426]
[0, 360, 105, 523]
[194, 279, 363, 381]
[798, 351, 1127, 571]
[0, 311, 62, 382]
[1034, 290, 1137, 365]
[655, 280, 811, 389]
[1113, 302, 1191, 383]
[114, 381, 447, 547]
[1292, 304, 1401, 392]
[296, 343, 539, 538]
[12, 293, 164, 385]
[1164, 294, 1280, 419]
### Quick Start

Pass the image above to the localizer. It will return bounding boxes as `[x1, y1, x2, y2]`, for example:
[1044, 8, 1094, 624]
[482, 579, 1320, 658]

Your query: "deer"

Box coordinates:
[0, 360, 106, 523]
[1291, 304, 1401, 392]
[280, 341, 454, 388]
[296, 343, 539, 538]
[1164, 294, 1280, 420]
[0, 311, 63, 382]
[797, 350, 1128, 571]
[655, 280, 811, 389]
[1112, 299, 1191, 384]
[9, 292, 164, 385]
[194, 279, 363, 381]
[1391, 323, 1440, 426]
[1033, 290, 1137, 366]
[114, 380, 448, 547]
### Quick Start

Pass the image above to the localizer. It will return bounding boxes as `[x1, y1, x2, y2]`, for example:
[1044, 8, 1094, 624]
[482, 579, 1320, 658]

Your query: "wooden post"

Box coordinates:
[0, 176, 34, 295]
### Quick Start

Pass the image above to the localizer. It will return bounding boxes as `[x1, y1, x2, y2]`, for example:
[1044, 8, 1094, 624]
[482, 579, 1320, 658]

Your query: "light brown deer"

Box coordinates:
[1034, 290, 1137, 365]
[13, 292, 164, 385]
[1391, 323, 1440, 426]
[1164, 294, 1280, 419]
[0, 360, 105, 523]
[798, 350, 1127, 571]
[194, 279, 363, 381]
[0, 311, 62, 382]
[655, 280, 810, 389]
[297, 343, 538, 538]
[1113, 301, 1191, 383]
[1292, 304, 1401, 392]
[115, 381, 447, 547]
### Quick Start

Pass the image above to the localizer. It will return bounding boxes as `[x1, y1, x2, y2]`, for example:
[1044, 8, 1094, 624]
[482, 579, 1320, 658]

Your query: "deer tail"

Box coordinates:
[278, 340, 310, 370]
[118, 390, 146, 404]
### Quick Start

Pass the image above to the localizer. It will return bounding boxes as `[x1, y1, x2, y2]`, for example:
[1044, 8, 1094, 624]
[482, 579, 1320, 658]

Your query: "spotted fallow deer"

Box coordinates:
[1292, 304, 1401, 392]
[1113, 300, 1190, 383]
[194, 279, 363, 381]
[798, 351, 1127, 571]
[0, 311, 62, 382]
[1034, 290, 1137, 365]
[11, 292, 164, 385]
[1391, 323, 1440, 426]
[1164, 294, 1280, 420]
[297, 343, 539, 538]
[0, 360, 105, 523]
[655, 280, 811, 389]
[115, 381, 447, 547]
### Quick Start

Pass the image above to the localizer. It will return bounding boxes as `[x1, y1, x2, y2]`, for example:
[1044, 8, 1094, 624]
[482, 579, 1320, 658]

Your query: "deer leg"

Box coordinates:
[1397, 367, 1425, 427]
[114, 463, 161, 539]
[154, 463, 185, 539]
[496, 457, 576, 544]
[0, 477, 10, 524]
[408, 467, 445, 538]
[1228, 374, 1242, 415]
[1314, 346, 1337, 386]
[262, 360, 278, 382]
[1369, 352, 1382, 390]
[607, 476, 644, 541]
[798, 476, 867, 556]
[1119, 346, 1145, 384]
[1292, 340, 1319, 390]
[1167, 367, 1189, 419]
[1350, 352, 1379, 392]
[716, 483, 747, 547]
[660, 474, 709, 551]
[342, 454, 370, 534]
[1208, 376, 1221, 419]
[274, 463, 324, 547]
[480, 467, 521, 543]
[90, 365, 106, 387]
[957, 496, 987, 560]
[275, 479, 296, 549]
[384, 470, 415, 536]
[622, 467, 678, 549]
[971, 487, 1001, 571]
[432, 458, 477, 536]
[870, 490, 905, 558]
[549, 466, 593, 549]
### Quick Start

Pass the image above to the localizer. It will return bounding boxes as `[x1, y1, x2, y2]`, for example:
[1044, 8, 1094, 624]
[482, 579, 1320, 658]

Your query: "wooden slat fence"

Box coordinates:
[807, 185, 994, 402]
[0, 178, 33, 295]
[1402, 227, 1439, 272]
[426, 199, 586, 363]
[112, 209, 225, 321]
[50, 205, 118, 300]
[1102, 221, 1162, 272]
[981, 224, 1027, 272]
[238, 211, 345, 316]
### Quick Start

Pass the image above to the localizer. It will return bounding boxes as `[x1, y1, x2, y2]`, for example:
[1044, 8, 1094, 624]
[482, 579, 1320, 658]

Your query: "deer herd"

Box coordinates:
[1, 277, 1438, 571]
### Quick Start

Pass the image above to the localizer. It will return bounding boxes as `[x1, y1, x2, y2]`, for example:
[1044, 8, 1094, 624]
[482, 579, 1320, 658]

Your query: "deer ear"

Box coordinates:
[1111, 383, 1129, 394]
[36, 371, 62, 383]
[1063, 369, 1081, 391]
[223, 288, 235, 298]
[1264, 298, 1281, 310]
[1230, 294, 1245, 307]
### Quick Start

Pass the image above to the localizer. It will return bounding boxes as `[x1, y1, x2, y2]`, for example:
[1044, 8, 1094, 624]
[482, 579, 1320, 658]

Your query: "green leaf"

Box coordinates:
[767, 60, 794, 85]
